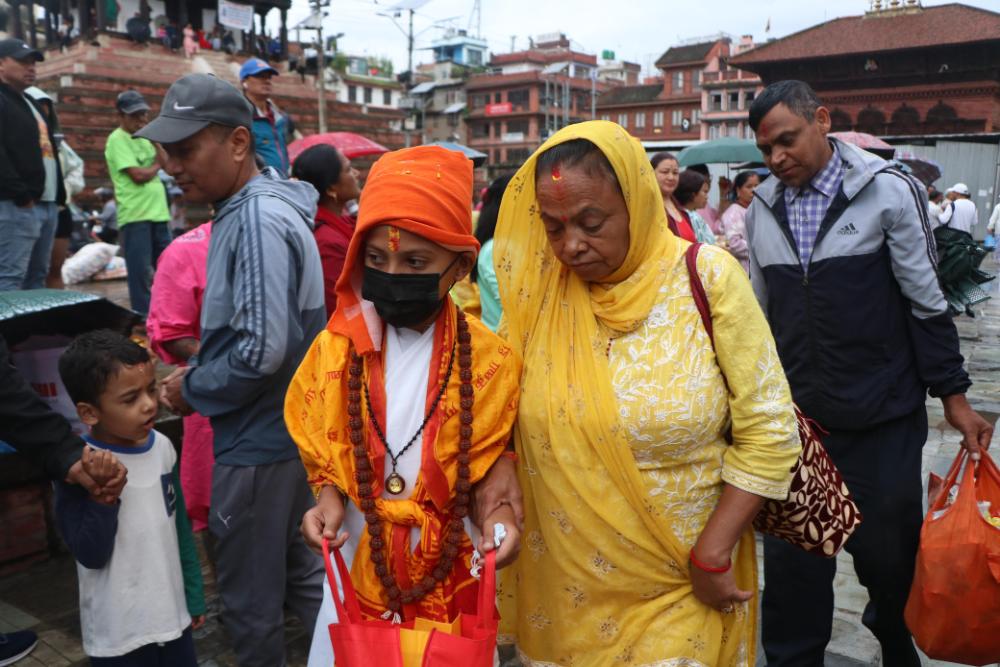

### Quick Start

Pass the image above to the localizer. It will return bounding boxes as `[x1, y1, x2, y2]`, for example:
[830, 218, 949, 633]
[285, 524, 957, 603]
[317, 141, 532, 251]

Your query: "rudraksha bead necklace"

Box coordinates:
[347, 310, 474, 614]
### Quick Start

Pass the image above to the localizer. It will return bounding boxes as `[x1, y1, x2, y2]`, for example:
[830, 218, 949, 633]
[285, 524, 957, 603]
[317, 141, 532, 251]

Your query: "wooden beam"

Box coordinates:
[28, 1, 38, 48]
[95, 0, 107, 32]
[11, 1, 24, 40]
[279, 7, 287, 60]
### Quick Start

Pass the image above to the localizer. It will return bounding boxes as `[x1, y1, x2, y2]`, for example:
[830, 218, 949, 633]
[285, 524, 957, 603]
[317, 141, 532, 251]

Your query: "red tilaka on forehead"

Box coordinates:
[388, 226, 401, 253]
[551, 165, 562, 181]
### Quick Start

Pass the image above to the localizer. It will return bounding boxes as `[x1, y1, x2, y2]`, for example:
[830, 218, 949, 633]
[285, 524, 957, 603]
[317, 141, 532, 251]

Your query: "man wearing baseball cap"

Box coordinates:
[0, 38, 67, 291]
[143, 73, 326, 667]
[937, 182, 978, 237]
[239, 57, 292, 176]
[104, 89, 171, 317]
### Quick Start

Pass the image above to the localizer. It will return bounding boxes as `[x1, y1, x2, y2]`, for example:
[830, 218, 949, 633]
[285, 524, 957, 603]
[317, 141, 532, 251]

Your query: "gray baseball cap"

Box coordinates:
[0, 38, 44, 62]
[116, 90, 150, 115]
[134, 73, 252, 144]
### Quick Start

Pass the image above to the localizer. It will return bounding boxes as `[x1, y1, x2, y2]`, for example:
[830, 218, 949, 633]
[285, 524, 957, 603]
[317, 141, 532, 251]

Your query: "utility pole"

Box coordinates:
[407, 8, 414, 82]
[311, 0, 329, 133]
[590, 68, 596, 120]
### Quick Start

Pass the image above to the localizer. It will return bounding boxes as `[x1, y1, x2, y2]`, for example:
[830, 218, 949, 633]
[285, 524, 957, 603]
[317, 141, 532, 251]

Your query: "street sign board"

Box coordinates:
[485, 102, 513, 115]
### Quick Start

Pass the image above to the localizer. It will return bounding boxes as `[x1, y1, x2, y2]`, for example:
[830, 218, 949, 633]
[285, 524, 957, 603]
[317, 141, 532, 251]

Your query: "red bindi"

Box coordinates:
[551, 165, 562, 181]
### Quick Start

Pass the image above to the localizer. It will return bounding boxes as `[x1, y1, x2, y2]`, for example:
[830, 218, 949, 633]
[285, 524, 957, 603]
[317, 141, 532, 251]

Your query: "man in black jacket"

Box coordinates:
[746, 80, 994, 667]
[0, 38, 66, 291]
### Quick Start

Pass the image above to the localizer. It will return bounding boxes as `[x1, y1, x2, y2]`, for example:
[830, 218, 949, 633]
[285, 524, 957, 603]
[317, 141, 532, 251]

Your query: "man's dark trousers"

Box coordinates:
[762, 407, 927, 667]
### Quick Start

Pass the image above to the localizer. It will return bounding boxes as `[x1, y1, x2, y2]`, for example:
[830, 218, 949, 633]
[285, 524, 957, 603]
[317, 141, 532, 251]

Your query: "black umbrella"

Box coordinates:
[893, 150, 942, 186]
[0, 289, 139, 347]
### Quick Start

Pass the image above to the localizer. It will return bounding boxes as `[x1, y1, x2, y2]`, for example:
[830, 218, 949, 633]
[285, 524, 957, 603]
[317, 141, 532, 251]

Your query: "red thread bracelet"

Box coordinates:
[689, 548, 732, 573]
[501, 451, 519, 464]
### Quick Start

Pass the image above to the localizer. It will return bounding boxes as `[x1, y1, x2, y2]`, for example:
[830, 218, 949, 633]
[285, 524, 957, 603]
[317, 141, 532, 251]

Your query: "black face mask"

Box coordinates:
[361, 257, 459, 328]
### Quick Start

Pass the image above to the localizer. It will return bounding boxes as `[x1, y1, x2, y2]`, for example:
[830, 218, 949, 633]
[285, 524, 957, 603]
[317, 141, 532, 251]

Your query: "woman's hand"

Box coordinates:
[689, 485, 763, 612]
[301, 485, 349, 555]
[689, 553, 753, 613]
[478, 503, 521, 569]
[472, 455, 524, 530]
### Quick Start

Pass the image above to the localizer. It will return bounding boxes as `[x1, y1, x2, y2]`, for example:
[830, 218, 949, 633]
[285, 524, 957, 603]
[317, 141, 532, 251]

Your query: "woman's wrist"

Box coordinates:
[689, 547, 732, 573]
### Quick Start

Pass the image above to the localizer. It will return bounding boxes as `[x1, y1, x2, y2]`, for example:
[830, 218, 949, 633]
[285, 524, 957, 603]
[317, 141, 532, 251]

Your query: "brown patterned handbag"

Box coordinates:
[685, 244, 862, 557]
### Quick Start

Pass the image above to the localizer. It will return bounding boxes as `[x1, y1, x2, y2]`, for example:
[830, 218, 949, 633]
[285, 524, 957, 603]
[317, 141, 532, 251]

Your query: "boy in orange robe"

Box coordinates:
[284, 145, 522, 666]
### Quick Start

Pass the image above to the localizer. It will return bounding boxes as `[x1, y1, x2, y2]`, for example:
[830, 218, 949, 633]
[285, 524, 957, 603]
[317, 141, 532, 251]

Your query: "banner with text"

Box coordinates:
[218, 0, 254, 31]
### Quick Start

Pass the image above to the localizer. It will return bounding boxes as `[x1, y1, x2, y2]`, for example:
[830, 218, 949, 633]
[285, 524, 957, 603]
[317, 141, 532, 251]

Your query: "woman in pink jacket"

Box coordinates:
[147, 223, 214, 537]
[720, 170, 760, 274]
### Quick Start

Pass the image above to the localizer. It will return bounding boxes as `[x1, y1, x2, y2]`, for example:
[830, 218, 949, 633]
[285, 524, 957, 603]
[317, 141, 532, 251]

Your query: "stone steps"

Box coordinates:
[31, 35, 407, 192]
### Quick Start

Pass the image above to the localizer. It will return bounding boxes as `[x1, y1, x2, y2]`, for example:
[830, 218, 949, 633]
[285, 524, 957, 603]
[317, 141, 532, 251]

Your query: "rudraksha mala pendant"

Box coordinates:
[347, 310, 474, 615]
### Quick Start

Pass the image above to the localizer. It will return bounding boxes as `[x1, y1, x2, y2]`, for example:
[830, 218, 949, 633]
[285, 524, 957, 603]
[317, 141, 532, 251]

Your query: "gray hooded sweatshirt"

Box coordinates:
[182, 167, 325, 466]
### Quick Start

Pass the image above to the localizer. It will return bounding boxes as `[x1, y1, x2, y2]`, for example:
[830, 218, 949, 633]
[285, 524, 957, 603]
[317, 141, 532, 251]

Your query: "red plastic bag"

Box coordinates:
[321, 539, 498, 667]
[905, 450, 1000, 665]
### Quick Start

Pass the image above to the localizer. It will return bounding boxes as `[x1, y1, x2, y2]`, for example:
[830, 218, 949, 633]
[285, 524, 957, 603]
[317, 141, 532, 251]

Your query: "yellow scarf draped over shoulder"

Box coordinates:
[494, 121, 755, 666]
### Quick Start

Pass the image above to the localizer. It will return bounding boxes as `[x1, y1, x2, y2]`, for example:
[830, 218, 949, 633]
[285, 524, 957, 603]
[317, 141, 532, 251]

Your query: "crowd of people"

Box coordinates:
[1, 32, 998, 667]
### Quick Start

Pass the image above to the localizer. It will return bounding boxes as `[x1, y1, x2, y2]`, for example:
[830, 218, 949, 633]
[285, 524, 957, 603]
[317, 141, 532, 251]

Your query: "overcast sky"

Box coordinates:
[267, 0, 998, 76]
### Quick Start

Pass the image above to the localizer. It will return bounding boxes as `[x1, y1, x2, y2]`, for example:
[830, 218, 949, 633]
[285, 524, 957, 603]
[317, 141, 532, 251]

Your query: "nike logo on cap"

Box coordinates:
[173, 102, 195, 111]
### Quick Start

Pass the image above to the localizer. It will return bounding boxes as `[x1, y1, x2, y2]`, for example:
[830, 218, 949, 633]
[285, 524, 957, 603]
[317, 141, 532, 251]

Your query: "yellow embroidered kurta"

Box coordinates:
[493, 121, 801, 667]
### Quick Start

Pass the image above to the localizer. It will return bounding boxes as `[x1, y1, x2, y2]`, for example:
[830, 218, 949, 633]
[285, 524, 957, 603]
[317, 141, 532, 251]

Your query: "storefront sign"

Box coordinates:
[485, 102, 513, 116]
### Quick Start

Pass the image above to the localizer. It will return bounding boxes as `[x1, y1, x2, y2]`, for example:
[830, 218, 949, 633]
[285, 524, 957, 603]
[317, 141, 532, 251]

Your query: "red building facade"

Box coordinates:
[595, 39, 727, 142]
[465, 35, 606, 176]
[730, 2, 1000, 137]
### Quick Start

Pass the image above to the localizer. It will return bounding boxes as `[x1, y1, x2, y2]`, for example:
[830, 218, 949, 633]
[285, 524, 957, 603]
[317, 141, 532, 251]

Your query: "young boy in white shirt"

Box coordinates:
[55, 330, 205, 666]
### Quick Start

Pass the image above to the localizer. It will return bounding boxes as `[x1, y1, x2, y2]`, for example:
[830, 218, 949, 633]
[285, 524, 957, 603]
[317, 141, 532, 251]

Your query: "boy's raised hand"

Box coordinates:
[66, 445, 127, 504]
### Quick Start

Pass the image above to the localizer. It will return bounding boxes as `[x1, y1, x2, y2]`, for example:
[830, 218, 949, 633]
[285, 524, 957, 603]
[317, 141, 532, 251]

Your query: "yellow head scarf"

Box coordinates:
[494, 121, 755, 665]
[495, 120, 682, 557]
[498, 121, 673, 345]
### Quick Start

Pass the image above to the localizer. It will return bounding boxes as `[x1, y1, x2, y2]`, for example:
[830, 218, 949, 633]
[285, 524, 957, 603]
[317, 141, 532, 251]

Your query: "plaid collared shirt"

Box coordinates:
[783, 143, 846, 268]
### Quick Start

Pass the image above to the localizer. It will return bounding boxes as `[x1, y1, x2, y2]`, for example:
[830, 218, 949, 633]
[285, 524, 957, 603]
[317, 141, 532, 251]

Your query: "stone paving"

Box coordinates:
[3, 266, 999, 666]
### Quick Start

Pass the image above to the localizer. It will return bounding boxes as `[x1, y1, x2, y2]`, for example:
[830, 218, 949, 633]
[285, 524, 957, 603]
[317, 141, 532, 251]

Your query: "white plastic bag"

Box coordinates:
[61, 242, 119, 285]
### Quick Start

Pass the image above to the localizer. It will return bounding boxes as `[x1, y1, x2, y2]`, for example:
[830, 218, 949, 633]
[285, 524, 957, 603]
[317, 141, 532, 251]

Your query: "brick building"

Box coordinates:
[700, 35, 763, 140]
[730, 1, 1000, 136]
[594, 38, 727, 142]
[334, 55, 405, 111]
[464, 34, 606, 175]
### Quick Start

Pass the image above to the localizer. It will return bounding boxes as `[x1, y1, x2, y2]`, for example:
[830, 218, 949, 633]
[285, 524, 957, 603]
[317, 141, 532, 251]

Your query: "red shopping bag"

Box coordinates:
[321, 538, 498, 667]
[904, 450, 1000, 665]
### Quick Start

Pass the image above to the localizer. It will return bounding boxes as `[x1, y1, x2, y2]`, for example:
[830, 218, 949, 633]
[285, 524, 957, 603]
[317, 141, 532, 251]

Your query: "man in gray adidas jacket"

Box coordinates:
[745, 80, 993, 667]
[139, 74, 325, 667]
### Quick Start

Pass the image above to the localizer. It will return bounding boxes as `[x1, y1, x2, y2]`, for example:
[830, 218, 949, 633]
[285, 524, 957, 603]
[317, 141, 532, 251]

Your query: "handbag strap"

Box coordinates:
[684, 243, 733, 397]
[476, 549, 497, 629]
[685, 243, 714, 345]
[322, 538, 363, 623]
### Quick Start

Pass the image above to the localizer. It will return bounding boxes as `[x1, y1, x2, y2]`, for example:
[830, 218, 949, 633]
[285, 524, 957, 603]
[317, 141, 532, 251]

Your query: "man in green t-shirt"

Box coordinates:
[104, 90, 171, 317]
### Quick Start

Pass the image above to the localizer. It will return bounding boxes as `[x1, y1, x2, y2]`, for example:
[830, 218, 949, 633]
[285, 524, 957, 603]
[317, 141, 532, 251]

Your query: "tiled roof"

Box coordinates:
[655, 41, 718, 68]
[597, 84, 663, 106]
[732, 3, 1000, 65]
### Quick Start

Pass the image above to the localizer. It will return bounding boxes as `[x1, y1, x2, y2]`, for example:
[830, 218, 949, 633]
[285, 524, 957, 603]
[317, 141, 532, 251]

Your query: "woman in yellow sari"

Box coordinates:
[492, 121, 801, 666]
